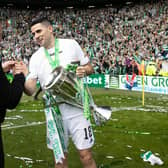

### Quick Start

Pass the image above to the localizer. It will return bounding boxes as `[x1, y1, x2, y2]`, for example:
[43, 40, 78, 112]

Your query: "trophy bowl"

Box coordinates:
[44, 66, 83, 107]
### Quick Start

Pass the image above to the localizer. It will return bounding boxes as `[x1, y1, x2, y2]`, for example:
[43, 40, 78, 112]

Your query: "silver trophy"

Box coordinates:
[44, 66, 112, 125]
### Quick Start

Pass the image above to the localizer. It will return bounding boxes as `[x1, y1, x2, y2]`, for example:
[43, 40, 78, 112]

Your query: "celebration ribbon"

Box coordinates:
[43, 92, 66, 164]
[44, 39, 59, 69]
[79, 79, 91, 120]
[66, 64, 91, 121]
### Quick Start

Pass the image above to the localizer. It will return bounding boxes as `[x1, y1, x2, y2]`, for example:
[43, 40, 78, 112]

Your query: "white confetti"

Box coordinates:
[106, 156, 114, 159]
[125, 156, 132, 160]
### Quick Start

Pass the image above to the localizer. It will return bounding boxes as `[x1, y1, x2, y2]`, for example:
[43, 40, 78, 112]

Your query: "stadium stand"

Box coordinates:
[0, 0, 168, 76]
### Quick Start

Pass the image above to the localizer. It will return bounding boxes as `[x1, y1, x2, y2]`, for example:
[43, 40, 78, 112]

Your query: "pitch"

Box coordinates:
[2, 88, 168, 168]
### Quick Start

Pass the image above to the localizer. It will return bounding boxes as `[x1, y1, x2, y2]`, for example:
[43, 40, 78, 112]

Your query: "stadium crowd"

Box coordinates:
[0, 0, 168, 76]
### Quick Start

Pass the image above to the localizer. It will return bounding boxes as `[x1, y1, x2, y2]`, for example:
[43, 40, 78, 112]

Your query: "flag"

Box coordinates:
[125, 73, 137, 90]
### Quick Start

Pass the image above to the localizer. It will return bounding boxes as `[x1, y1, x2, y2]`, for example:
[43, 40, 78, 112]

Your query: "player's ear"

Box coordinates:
[48, 25, 53, 33]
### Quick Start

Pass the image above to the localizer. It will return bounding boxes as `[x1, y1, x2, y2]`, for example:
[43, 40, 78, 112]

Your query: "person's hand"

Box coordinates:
[13, 61, 29, 77]
[2, 60, 15, 72]
[76, 66, 86, 78]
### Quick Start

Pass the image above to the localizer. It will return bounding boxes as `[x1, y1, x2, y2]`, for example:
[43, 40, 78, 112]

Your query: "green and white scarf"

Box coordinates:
[43, 92, 66, 164]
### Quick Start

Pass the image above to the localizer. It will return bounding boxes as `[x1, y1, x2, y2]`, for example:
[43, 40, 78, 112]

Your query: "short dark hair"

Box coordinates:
[30, 17, 52, 28]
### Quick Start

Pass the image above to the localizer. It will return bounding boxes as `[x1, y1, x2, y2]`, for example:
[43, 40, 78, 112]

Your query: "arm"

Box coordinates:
[24, 78, 37, 96]
[72, 39, 94, 77]
[7, 73, 25, 109]
[76, 62, 94, 78]
[82, 62, 94, 75]
[0, 61, 25, 109]
[13, 61, 37, 96]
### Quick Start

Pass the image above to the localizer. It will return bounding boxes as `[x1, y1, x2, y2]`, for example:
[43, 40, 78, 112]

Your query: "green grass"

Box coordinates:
[2, 88, 168, 168]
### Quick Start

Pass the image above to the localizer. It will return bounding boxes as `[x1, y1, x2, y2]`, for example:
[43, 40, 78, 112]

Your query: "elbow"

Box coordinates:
[24, 89, 34, 96]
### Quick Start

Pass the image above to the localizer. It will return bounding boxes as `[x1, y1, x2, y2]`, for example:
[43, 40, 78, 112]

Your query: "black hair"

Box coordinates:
[30, 17, 52, 28]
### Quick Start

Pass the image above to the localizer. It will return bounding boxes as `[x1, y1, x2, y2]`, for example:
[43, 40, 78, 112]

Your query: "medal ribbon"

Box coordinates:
[44, 38, 59, 69]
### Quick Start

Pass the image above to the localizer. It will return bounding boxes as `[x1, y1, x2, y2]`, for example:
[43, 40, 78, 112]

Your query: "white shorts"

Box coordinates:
[47, 114, 95, 151]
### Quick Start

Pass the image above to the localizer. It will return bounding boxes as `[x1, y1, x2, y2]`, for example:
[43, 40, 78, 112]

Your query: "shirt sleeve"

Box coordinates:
[27, 52, 38, 80]
[72, 40, 89, 65]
